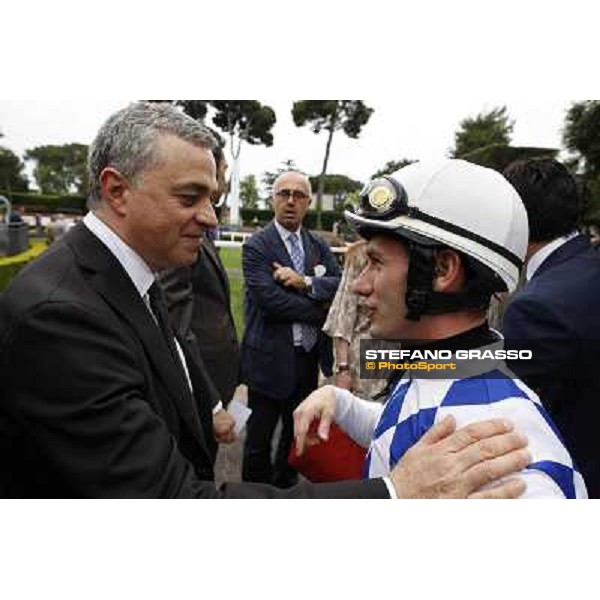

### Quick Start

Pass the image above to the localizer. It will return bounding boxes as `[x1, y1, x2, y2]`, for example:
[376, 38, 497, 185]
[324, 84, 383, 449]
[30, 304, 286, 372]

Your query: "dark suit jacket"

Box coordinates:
[241, 221, 341, 399]
[159, 236, 240, 407]
[503, 235, 600, 497]
[0, 223, 386, 498]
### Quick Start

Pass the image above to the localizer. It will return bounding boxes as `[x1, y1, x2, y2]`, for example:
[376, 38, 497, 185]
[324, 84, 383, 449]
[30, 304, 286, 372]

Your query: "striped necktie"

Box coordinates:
[288, 233, 318, 352]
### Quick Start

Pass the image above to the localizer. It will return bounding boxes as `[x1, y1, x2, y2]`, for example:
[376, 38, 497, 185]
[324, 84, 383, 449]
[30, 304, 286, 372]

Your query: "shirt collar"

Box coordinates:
[526, 231, 579, 281]
[274, 219, 302, 243]
[83, 211, 155, 297]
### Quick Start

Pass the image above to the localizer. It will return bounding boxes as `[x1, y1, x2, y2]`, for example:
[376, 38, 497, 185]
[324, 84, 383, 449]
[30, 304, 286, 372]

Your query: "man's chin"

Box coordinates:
[170, 248, 201, 268]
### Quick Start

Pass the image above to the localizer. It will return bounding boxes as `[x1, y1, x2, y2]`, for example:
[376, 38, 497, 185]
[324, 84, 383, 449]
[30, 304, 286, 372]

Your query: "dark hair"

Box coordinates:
[207, 127, 226, 168]
[503, 158, 581, 242]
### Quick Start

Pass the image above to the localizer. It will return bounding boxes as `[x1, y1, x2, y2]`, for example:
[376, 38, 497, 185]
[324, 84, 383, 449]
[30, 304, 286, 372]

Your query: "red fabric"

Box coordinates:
[288, 422, 367, 482]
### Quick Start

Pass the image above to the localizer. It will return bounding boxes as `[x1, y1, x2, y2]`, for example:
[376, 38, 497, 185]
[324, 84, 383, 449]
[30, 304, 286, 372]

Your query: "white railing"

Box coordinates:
[218, 231, 253, 244]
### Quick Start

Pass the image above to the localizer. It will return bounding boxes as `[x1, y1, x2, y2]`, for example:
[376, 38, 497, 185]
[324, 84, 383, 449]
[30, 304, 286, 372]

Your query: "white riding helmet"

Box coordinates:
[346, 159, 528, 293]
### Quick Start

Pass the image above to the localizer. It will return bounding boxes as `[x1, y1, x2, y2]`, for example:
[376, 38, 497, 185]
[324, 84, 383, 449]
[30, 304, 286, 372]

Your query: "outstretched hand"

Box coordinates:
[293, 385, 337, 456]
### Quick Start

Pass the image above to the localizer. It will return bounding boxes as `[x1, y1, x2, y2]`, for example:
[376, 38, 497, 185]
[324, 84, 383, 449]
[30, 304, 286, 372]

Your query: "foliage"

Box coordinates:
[371, 158, 416, 179]
[307, 173, 362, 195]
[292, 101, 373, 137]
[0, 190, 86, 214]
[24, 143, 89, 195]
[239, 174, 260, 209]
[291, 100, 374, 228]
[211, 101, 276, 156]
[216, 246, 244, 337]
[146, 100, 276, 159]
[562, 101, 600, 225]
[0, 240, 48, 291]
[146, 100, 209, 121]
[563, 101, 600, 176]
[0, 146, 29, 191]
[217, 245, 242, 272]
[461, 144, 558, 172]
[451, 106, 514, 158]
[227, 272, 245, 339]
[240, 207, 341, 230]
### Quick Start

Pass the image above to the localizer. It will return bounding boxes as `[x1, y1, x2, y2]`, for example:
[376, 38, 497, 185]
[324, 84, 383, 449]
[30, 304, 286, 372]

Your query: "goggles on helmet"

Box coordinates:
[356, 177, 411, 220]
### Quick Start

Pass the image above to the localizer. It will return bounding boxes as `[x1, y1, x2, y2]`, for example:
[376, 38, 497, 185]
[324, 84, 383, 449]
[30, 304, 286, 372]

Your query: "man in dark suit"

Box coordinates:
[159, 141, 239, 449]
[0, 102, 529, 499]
[503, 158, 600, 497]
[239, 172, 346, 486]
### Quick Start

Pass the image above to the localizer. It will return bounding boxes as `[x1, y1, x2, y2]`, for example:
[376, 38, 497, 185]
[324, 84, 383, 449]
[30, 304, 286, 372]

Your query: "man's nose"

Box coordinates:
[352, 265, 371, 295]
[195, 198, 218, 228]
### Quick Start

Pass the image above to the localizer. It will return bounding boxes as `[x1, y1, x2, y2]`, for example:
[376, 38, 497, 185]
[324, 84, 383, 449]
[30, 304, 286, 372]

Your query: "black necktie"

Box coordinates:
[148, 282, 187, 379]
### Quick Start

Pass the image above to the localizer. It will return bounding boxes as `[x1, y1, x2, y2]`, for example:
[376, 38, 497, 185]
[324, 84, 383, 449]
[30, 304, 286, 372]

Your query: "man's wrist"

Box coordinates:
[303, 276, 313, 290]
[335, 362, 350, 374]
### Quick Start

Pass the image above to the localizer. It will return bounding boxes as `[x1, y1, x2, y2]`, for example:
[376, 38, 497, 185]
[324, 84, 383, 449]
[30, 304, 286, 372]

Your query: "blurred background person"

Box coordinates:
[159, 135, 238, 457]
[323, 239, 386, 400]
[47, 213, 67, 243]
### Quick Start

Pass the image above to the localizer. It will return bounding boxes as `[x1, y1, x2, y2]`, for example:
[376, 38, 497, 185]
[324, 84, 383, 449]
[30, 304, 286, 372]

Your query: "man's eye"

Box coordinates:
[178, 195, 197, 206]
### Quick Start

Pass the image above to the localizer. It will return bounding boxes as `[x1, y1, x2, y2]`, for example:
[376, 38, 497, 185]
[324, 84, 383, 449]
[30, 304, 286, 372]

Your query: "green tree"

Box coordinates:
[563, 100, 600, 176]
[292, 100, 374, 228]
[563, 101, 600, 224]
[450, 106, 514, 158]
[148, 100, 276, 159]
[0, 145, 29, 192]
[307, 173, 362, 195]
[146, 100, 209, 121]
[307, 173, 362, 210]
[210, 101, 276, 159]
[371, 158, 416, 179]
[461, 144, 557, 172]
[239, 174, 260, 209]
[24, 143, 88, 195]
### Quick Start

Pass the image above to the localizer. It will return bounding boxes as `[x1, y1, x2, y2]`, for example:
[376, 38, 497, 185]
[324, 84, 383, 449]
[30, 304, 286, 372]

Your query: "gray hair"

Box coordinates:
[87, 101, 216, 208]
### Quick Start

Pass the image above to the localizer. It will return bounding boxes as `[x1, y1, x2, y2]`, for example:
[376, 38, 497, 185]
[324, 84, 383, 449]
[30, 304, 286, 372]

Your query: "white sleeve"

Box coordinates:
[334, 387, 384, 448]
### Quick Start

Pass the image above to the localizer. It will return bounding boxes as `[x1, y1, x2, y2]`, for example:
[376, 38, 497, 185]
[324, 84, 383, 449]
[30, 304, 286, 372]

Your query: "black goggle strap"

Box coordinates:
[405, 244, 436, 321]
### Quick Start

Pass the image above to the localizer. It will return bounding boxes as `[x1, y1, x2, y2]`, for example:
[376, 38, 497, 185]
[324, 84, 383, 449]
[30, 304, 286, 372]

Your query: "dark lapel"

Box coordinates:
[533, 235, 590, 279]
[65, 224, 210, 454]
[300, 228, 319, 275]
[266, 221, 295, 268]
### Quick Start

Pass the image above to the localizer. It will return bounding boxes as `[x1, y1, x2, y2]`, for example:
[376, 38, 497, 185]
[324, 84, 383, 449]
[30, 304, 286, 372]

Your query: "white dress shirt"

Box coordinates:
[83, 212, 223, 414]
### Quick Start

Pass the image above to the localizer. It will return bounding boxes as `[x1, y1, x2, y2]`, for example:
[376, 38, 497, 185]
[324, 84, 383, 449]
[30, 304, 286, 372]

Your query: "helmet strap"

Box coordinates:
[404, 245, 493, 320]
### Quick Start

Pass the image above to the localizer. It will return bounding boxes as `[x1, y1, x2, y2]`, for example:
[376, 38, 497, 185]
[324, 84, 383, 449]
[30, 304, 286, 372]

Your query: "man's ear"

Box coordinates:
[98, 167, 131, 216]
[432, 249, 465, 292]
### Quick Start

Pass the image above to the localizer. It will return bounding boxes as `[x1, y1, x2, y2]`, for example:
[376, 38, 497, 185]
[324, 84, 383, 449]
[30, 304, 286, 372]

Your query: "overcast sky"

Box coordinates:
[0, 98, 575, 190]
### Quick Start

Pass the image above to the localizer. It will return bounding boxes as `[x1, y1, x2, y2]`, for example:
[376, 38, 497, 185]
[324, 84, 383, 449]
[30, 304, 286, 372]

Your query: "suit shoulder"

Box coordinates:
[305, 228, 327, 245]
[1, 243, 77, 316]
